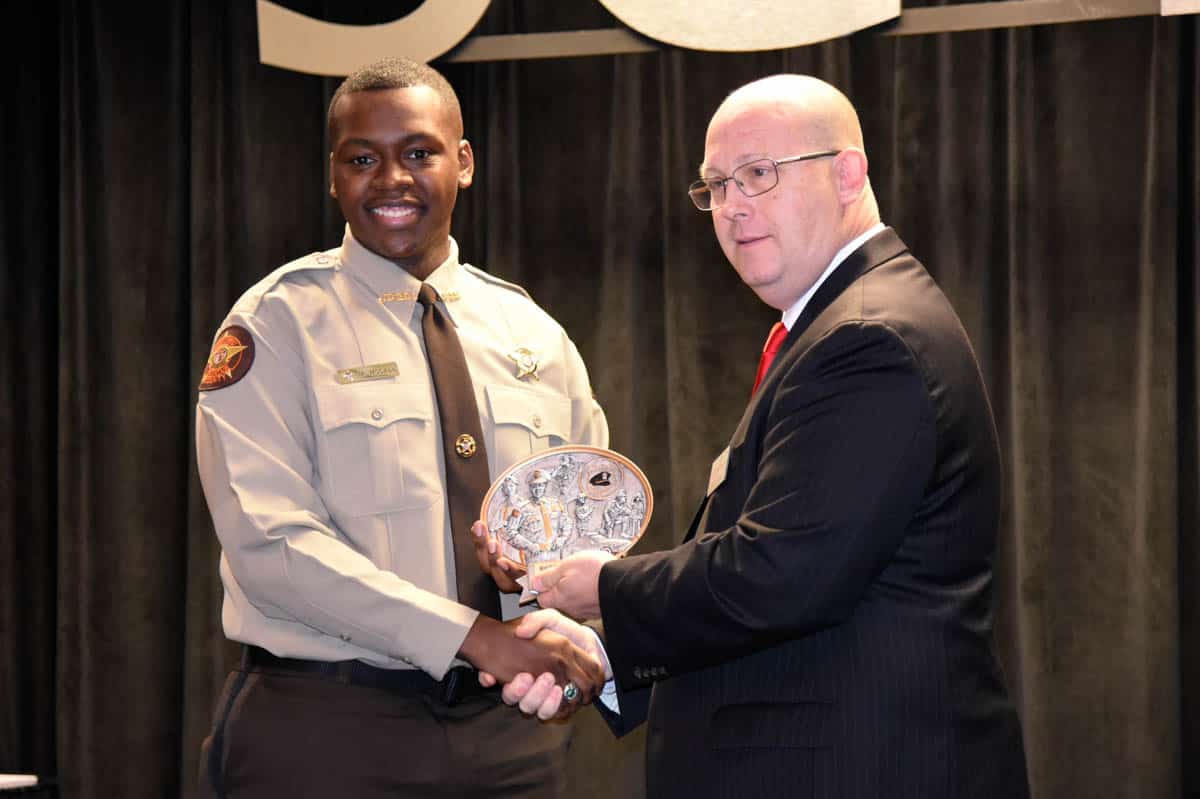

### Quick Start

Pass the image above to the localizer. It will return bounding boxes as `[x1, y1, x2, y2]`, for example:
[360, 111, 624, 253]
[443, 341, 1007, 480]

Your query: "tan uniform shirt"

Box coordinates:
[196, 229, 608, 679]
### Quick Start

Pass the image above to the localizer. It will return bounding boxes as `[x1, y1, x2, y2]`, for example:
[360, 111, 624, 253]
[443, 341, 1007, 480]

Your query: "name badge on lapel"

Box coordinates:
[707, 446, 730, 497]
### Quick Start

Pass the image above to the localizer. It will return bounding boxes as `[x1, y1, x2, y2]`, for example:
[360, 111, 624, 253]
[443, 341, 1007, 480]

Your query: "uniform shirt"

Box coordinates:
[196, 228, 608, 680]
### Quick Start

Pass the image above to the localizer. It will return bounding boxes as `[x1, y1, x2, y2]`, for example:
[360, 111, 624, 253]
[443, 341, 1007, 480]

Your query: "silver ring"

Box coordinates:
[562, 682, 580, 702]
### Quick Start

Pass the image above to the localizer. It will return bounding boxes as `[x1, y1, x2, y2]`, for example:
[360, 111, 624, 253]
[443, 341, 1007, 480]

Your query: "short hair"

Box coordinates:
[327, 57, 463, 140]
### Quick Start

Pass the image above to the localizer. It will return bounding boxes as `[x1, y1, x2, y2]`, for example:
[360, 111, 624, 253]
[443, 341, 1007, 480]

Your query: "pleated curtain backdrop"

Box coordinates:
[1, 2, 1197, 797]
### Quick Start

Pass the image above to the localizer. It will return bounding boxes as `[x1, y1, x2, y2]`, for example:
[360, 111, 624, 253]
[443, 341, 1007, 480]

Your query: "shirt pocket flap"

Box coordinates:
[314, 382, 433, 432]
[486, 384, 571, 439]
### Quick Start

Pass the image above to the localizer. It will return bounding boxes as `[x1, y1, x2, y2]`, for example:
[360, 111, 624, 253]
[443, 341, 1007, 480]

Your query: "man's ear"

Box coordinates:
[328, 152, 337, 198]
[835, 148, 868, 204]
[458, 139, 475, 189]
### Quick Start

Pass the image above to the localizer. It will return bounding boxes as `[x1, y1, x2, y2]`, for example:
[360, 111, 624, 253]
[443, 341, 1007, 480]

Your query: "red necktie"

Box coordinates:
[751, 321, 788, 396]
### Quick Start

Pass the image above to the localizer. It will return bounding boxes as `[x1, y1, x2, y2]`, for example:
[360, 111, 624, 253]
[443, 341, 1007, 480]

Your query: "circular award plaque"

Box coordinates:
[480, 445, 653, 573]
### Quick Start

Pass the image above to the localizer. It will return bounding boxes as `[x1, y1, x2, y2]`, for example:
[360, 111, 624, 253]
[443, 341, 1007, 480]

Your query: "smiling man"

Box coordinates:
[496, 74, 1031, 798]
[194, 57, 607, 798]
[327, 71, 466, 279]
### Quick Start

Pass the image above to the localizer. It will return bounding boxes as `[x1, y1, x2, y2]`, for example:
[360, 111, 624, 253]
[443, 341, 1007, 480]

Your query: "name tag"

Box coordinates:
[334, 362, 400, 384]
[707, 446, 730, 497]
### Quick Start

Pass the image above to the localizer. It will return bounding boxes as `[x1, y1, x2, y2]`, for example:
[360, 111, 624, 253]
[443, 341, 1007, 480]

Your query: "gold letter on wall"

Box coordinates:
[256, 0, 902, 75]
[596, 0, 899, 51]
[256, 0, 491, 76]
[1161, 0, 1200, 14]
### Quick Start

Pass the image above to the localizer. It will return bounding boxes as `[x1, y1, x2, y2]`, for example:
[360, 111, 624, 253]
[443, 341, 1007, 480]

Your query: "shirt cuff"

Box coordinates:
[586, 626, 620, 714]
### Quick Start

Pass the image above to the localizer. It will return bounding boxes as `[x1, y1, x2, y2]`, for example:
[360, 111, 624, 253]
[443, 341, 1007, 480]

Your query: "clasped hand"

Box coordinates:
[467, 521, 616, 719]
[457, 614, 605, 719]
[476, 609, 613, 720]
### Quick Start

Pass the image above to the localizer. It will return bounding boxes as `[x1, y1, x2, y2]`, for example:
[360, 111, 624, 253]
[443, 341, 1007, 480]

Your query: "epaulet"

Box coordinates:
[232, 249, 340, 315]
[269, 249, 340, 281]
[463, 263, 531, 300]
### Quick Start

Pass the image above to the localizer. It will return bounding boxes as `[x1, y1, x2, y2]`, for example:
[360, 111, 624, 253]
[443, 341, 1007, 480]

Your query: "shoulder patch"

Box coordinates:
[199, 325, 255, 391]
[463, 263, 531, 300]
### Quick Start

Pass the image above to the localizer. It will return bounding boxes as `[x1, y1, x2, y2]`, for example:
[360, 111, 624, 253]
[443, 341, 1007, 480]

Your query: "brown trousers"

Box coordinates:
[199, 667, 572, 798]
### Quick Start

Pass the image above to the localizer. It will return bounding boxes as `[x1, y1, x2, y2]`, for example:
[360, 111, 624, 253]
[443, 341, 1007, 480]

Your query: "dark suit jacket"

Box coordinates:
[597, 229, 1029, 798]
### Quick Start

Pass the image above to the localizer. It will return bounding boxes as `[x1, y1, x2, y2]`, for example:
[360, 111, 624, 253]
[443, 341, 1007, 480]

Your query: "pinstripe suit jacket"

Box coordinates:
[597, 229, 1029, 798]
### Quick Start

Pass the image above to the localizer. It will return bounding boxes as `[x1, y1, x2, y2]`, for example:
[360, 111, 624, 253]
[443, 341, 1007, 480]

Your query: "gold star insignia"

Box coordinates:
[208, 343, 247, 369]
[455, 434, 477, 458]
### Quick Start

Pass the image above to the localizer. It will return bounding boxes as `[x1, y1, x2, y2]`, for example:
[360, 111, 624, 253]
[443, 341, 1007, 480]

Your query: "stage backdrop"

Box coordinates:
[1, 1, 1197, 797]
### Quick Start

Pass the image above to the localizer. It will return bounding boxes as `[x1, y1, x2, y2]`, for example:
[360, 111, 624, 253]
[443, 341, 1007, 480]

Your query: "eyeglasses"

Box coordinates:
[687, 150, 842, 211]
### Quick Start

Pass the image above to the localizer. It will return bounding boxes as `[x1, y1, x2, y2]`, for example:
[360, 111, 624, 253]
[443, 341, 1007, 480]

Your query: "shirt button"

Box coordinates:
[371, 408, 383, 421]
[531, 415, 542, 429]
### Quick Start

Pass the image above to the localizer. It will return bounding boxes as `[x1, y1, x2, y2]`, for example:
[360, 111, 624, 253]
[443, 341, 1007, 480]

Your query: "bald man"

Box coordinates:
[489, 74, 1030, 798]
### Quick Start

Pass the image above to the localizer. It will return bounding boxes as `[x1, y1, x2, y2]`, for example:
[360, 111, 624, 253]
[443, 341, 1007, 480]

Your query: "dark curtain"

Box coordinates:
[2, 2, 1197, 797]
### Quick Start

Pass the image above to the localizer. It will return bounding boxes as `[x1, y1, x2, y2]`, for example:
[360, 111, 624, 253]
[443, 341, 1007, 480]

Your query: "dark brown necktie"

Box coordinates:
[417, 283, 500, 618]
[751, 321, 789, 396]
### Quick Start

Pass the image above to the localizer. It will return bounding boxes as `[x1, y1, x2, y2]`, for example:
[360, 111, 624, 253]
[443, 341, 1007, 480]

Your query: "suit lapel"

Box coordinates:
[745, 228, 909, 413]
[681, 229, 911, 542]
[791, 227, 908, 343]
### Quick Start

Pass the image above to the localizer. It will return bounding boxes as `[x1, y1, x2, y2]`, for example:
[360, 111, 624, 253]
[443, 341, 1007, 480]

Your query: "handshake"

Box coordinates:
[455, 521, 617, 721]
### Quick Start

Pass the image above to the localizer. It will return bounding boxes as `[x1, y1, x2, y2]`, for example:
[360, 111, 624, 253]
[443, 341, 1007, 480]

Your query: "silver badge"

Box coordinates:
[507, 347, 541, 381]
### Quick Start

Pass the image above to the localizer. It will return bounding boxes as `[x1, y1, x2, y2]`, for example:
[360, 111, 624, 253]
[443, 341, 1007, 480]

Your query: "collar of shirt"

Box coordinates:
[780, 222, 887, 331]
[336, 225, 470, 327]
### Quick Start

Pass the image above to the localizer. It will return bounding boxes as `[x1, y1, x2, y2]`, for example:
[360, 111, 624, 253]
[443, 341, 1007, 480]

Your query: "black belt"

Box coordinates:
[241, 645, 494, 706]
